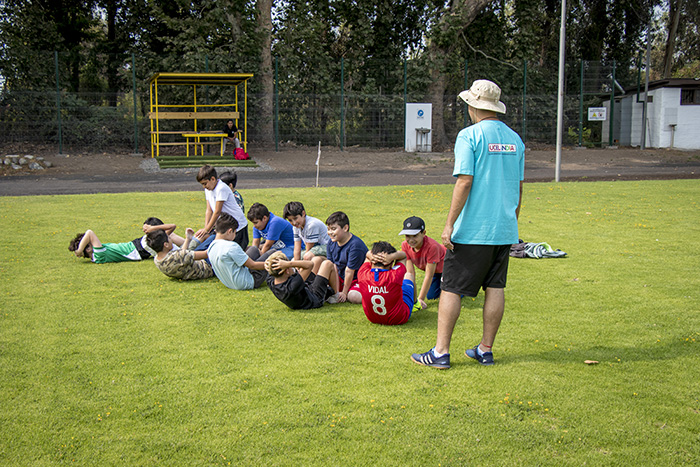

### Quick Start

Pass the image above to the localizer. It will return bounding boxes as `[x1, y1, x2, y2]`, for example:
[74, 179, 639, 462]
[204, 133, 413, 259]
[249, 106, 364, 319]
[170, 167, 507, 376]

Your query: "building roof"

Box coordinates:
[623, 78, 700, 96]
[147, 73, 254, 86]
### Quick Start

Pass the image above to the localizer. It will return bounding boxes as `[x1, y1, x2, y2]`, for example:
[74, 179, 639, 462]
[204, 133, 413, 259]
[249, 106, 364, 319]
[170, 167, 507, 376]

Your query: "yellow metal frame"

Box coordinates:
[147, 72, 254, 157]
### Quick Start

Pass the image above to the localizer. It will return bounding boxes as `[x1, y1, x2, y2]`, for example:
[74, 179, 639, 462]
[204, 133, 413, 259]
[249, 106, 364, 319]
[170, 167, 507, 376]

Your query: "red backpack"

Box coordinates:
[233, 148, 249, 160]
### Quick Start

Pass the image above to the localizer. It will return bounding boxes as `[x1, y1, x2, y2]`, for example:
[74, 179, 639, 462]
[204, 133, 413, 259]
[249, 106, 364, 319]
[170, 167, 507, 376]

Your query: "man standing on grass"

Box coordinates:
[411, 79, 525, 369]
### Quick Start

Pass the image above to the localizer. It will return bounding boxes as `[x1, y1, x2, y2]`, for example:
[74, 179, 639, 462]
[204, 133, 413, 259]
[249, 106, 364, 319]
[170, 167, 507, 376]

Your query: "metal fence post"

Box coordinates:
[578, 60, 584, 147]
[340, 58, 344, 151]
[609, 60, 615, 147]
[54, 51, 63, 155]
[403, 60, 407, 150]
[522, 59, 527, 141]
[275, 56, 279, 152]
[132, 53, 139, 154]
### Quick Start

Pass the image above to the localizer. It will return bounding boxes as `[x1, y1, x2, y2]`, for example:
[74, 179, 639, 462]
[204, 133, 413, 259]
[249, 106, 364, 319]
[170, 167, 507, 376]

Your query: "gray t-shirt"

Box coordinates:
[293, 215, 330, 247]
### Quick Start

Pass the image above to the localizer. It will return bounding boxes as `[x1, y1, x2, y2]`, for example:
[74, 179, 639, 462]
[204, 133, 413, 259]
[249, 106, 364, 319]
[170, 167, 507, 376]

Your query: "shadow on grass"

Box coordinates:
[498, 337, 696, 366]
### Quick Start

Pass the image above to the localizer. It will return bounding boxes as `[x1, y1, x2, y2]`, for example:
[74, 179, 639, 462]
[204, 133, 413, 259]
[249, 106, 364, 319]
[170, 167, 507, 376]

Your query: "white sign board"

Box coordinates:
[588, 107, 607, 121]
[405, 103, 432, 152]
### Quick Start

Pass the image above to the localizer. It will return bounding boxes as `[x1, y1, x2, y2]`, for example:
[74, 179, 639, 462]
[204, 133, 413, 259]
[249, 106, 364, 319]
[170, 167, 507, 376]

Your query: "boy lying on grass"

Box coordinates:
[358, 241, 416, 325]
[265, 251, 341, 310]
[69, 217, 182, 264]
[146, 227, 213, 281]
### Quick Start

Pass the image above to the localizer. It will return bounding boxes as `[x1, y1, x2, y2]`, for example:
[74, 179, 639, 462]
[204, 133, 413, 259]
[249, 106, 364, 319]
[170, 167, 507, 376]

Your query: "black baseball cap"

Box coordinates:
[399, 216, 425, 236]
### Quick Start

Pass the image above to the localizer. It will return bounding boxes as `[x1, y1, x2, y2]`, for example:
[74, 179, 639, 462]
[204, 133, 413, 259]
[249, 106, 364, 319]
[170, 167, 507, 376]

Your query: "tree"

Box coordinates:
[662, 0, 700, 77]
[424, 0, 496, 149]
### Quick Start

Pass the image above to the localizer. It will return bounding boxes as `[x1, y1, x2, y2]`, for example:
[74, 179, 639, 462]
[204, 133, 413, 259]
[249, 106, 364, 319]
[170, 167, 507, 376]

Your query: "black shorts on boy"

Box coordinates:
[267, 272, 334, 310]
[440, 243, 510, 297]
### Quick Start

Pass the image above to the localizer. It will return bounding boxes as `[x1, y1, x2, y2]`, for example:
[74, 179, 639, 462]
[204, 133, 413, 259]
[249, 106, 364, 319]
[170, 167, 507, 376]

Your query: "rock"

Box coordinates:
[11, 156, 19, 164]
[11, 164, 22, 170]
[24, 155, 34, 160]
[29, 162, 44, 170]
[18, 157, 27, 165]
[2, 158, 11, 166]
[43, 161, 53, 168]
[36, 157, 44, 161]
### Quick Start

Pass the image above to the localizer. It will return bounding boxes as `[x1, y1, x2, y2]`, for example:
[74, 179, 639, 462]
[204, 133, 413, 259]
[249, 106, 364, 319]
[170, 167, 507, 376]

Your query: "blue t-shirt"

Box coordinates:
[452, 120, 525, 245]
[207, 238, 254, 290]
[327, 234, 368, 281]
[252, 212, 295, 258]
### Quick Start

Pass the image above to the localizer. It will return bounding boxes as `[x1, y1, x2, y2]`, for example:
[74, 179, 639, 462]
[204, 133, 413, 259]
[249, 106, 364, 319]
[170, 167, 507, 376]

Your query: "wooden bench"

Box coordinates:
[149, 112, 242, 156]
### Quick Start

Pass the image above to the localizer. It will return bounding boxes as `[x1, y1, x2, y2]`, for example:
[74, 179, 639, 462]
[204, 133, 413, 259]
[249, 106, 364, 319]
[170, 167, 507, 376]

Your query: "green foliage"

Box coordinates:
[567, 125, 594, 146]
[1, 181, 700, 464]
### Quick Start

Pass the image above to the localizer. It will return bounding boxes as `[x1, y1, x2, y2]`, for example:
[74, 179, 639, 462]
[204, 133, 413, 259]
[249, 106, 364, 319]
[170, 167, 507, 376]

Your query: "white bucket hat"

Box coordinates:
[459, 80, 507, 114]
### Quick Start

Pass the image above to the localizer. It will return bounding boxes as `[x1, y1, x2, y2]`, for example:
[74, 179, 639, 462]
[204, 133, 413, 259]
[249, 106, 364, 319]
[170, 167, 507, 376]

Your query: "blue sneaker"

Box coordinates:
[411, 349, 450, 369]
[465, 345, 494, 366]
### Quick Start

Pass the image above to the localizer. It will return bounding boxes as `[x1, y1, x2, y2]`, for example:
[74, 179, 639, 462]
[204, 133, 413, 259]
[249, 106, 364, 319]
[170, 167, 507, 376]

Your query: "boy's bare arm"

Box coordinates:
[76, 229, 101, 256]
[144, 223, 177, 235]
[367, 250, 406, 266]
[405, 259, 416, 275]
[196, 203, 214, 239]
[277, 259, 313, 271]
[260, 239, 275, 254]
[202, 200, 225, 234]
[193, 251, 208, 261]
[293, 240, 302, 260]
[243, 258, 266, 270]
[418, 262, 438, 304]
[342, 267, 357, 295]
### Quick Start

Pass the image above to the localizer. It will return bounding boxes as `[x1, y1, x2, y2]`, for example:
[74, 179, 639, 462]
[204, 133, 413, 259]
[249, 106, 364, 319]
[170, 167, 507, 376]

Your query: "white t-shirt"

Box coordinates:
[293, 215, 331, 247]
[205, 180, 247, 232]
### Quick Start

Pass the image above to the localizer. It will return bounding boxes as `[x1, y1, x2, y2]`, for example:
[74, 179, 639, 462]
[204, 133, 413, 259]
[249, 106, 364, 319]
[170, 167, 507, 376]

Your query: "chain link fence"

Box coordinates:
[0, 51, 641, 153]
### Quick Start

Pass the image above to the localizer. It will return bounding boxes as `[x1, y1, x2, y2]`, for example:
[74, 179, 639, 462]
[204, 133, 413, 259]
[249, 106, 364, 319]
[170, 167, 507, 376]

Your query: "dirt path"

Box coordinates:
[1, 143, 699, 196]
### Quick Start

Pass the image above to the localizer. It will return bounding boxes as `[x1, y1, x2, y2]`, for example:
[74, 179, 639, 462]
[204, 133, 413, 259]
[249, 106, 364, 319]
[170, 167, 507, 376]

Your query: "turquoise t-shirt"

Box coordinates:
[207, 239, 254, 290]
[452, 120, 525, 245]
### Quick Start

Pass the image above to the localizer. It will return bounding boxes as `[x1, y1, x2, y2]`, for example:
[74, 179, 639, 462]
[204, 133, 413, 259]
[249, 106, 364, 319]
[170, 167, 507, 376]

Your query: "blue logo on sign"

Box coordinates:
[417, 110, 424, 117]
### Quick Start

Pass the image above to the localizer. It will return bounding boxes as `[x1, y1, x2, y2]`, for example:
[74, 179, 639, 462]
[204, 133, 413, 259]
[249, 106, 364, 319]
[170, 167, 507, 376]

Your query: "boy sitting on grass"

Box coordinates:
[220, 170, 244, 213]
[207, 213, 267, 290]
[146, 228, 213, 281]
[283, 201, 331, 260]
[247, 202, 295, 261]
[264, 251, 341, 310]
[399, 216, 446, 310]
[325, 211, 368, 304]
[358, 241, 415, 326]
[69, 217, 179, 263]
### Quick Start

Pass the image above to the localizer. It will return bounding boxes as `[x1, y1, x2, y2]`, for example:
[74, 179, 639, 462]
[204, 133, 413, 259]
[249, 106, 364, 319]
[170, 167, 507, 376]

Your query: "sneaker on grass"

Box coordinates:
[326, 293, 341, 304]
[465, 345, 494, 366]
[411, 349, 450, 369]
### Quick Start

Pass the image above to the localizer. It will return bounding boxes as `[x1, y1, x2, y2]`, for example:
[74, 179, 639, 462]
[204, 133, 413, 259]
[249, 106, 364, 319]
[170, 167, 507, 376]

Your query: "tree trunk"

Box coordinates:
[257, 0, 274, 144]
[663, 0, 682, 78]
[426, 0, 495, 149]
[105, 0, 118, 107]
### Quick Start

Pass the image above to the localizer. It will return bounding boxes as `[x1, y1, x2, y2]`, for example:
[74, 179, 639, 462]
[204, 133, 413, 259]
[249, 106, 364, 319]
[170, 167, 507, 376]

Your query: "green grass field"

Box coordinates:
[1, 180, 699, 465]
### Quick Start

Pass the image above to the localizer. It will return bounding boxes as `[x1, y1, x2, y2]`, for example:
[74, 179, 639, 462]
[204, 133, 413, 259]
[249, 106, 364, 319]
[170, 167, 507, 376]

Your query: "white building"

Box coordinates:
[602, 78, 700, 149]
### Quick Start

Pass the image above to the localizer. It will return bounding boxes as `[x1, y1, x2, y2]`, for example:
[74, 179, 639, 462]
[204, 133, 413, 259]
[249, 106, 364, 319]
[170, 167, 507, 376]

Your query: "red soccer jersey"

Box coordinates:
[358, 262, 411, 325]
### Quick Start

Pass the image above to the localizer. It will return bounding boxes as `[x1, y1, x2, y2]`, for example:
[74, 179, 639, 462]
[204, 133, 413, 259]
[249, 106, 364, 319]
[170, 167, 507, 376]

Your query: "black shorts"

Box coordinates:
[441, 243, 511, 297]
[308, 273, 334, 302]
[234, 226, 249, 251]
